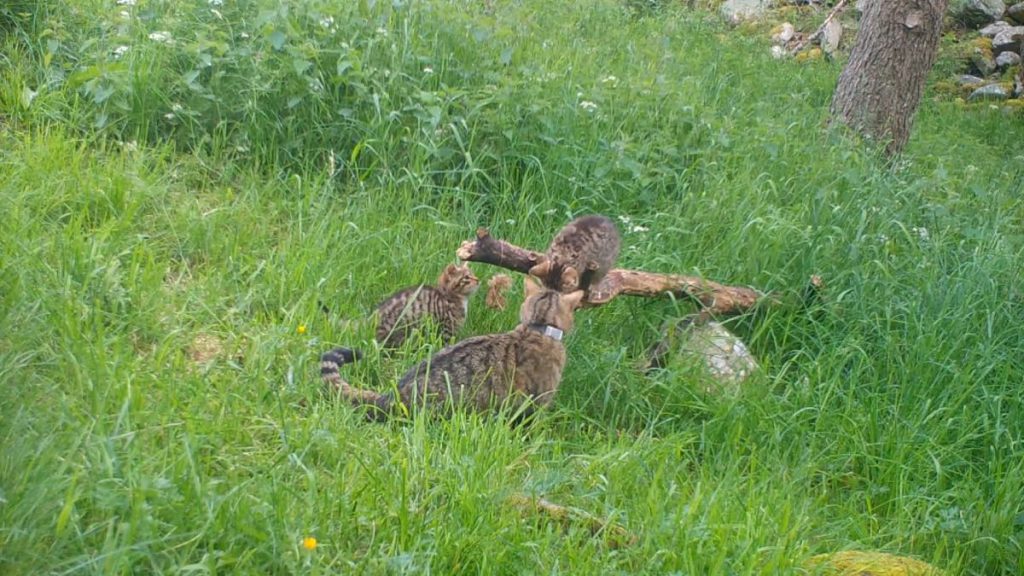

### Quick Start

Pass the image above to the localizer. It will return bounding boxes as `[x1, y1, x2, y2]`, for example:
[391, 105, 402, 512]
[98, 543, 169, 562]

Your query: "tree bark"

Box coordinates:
[830, 0, 949, 156]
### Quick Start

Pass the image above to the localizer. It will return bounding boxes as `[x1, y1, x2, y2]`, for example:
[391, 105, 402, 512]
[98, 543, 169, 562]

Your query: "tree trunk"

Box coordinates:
[830, 0, 949, 156]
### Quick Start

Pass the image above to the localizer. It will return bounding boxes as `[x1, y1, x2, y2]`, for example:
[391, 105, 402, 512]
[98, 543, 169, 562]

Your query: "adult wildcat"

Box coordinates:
[321, 276, 584, 420]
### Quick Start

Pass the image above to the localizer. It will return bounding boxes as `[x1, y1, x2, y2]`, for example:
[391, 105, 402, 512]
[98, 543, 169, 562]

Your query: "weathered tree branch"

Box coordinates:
[506, 493, 638, 548]
[457, 228, 771, 315]
[456, 227, 546, 272]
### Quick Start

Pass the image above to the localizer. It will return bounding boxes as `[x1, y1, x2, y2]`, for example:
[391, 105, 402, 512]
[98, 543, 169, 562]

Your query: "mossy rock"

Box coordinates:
[804, 551, 947, 576]
[972, 36, 994, 53]
[933, 79, 978, 98]
[795, 47, 823, 62]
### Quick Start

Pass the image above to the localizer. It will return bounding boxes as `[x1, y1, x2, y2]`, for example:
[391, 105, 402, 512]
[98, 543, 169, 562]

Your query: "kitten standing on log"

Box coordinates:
[321, 276, 585, 420]
[529, 215, 621, 293]
[374, 263, 479, 348]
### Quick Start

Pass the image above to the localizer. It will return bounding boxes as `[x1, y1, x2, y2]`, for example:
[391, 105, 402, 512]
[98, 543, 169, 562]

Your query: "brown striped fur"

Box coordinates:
[375, 263, 479, 348]
[529, 215, 621, 293]
[320, 276, 585, 420]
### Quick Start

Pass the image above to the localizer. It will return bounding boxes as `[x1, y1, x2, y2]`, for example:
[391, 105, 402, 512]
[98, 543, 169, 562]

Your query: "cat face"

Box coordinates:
[438, 264, 480, 297]
[521, 275, 585, 332]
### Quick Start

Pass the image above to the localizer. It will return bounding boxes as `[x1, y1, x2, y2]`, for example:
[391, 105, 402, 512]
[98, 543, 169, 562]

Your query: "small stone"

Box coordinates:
[992, 26, 1024, 54]
[1008, 3, 1024, 24]
[771, 22, 795, 45]
[770, 45, 788, 59]
[996, 50, 1022, 69]
[958, 74, 985, 85]
[968, 83, 1010, 101]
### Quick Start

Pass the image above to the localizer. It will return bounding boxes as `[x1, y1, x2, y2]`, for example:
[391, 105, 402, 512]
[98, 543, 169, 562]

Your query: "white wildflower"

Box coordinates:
[148, 31, 173, 43]
[113, 45, 130, 59]
[116, 0, 136, 5]
[505, 219, 516, 225]
[543, 208, 557, 216]
[629, 224, 649, 233]
[210, 8, 222, 19]
[579, 100, 598, 112]
[770, 45, 787, 59]
[319, 16, 335, 28]
[423, 66, 434, 74]
[600, 75, 618, 84]
[912, 226, 929, 241]
[376, 26, 388, 36]
[239, 32, 250, 39]
[618, 215, 633, 225]
[878, 234, 888, 244]
[208, 0, 224, 5]
[171, 103, 183, 112]
[164, 113, 175, 120]
[118, 10, 130, 18]
[121, 140, 138, 152]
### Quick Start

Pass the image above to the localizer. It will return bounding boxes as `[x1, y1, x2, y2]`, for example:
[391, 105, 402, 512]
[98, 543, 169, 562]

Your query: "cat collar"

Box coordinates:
[528, 324, 564, 341]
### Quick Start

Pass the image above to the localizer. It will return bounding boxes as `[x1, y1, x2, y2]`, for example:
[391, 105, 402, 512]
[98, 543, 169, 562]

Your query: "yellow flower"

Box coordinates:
[297, 324, 307, 335]
[302, 536, 317, 550]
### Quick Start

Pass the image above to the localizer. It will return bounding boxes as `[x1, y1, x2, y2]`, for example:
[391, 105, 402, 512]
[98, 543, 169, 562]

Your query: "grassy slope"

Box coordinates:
[2, 0, 1023, 574]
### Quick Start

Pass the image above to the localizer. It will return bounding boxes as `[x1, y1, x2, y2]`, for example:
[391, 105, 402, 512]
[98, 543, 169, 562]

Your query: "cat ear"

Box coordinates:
[562, 290, 586, 310]
[523, 274, 542, 298]
[528, 261, 550, 280]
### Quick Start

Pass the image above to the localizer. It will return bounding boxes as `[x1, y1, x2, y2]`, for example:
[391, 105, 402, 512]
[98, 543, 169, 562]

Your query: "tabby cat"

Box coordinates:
[529, 214, 621, 293]
[321, 276, 585, 420]
[374, 263, 479, 348]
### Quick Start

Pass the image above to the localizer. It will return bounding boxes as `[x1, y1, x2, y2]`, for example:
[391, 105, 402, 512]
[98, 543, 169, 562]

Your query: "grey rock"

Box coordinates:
[645, 316, 759, 394]
[1008, 3, 1024, 24]
[958, 74, 986, 85]
[980, 20, 1013, 37]
[772, 22, 795, 45]
[992, 26, 1024, 54]
[952, 0, 1006, 28]
[721, 0, 769, 21]
[968, 83, 1010, 101]
[996, 50, 1022, 69]
[1015, 77, 1024, 98]
[821, 19, 843, 56]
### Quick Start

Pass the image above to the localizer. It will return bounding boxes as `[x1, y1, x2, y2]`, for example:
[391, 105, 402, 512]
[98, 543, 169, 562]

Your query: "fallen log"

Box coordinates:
[506, 493, 638, 548]
[457, 227, 793, 315]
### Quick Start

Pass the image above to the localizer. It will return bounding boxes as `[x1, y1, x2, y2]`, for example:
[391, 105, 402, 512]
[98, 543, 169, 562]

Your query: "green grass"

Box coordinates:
[2, 0, 1023, 574]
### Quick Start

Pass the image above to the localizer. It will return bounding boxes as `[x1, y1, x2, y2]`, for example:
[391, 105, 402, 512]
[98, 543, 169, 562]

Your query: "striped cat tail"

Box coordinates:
[319, 347, 392, 420]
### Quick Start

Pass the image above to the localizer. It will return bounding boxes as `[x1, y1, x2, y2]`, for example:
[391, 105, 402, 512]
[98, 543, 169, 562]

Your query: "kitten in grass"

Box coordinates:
[373, 263, 479, 348]
[529, 214, 621, 293]
[320, 275, 585, 420]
